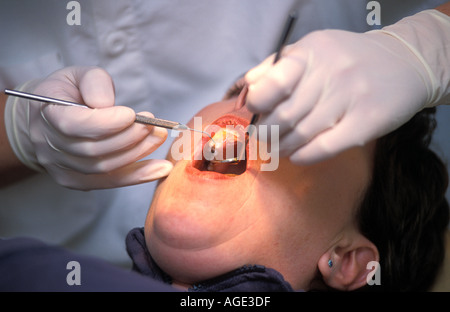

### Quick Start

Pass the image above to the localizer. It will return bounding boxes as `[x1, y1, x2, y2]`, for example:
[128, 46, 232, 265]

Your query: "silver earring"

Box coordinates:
[328, 259, 333, 268]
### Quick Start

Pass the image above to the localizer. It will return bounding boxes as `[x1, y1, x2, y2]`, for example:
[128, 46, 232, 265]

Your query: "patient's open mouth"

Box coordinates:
[192, 116, 249, 176]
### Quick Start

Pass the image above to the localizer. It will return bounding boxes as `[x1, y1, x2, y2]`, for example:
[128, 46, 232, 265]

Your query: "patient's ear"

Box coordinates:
[318, 234, 379, 291]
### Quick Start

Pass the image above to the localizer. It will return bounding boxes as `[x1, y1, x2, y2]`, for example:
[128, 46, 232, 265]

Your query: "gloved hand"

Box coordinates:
[245, 9, 450, 165]
[4, 66, 173, 190]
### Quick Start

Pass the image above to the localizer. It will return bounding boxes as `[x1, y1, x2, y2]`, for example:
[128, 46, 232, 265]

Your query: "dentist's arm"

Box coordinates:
[1, 66, 172, 190]
[437, 2, 450, 15]
[0, 91, 35, 187]
[246, 3, 450, 165]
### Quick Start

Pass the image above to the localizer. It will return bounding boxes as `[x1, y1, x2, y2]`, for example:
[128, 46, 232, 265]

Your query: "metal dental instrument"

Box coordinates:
[4, 89, 215, 142]
[248, 10, 298, 135]
[210, 11, 298, 164]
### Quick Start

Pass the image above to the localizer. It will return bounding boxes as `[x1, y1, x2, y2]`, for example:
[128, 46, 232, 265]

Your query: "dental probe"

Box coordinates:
[248, 11, 298, 136]
[4, 89, 215, 142]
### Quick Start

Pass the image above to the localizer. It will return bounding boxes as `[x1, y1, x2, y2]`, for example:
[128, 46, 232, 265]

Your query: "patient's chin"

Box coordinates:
[144, 197, 258, 284]
[145, 165, 255, 251]
[145, 223, 240, 285]
[147, 185, 237, 249]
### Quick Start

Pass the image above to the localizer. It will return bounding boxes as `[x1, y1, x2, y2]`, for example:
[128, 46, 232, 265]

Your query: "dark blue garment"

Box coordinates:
[0, 236, 176, 292]
[0, 228, 295, 292]
[126, 228, 295, 292]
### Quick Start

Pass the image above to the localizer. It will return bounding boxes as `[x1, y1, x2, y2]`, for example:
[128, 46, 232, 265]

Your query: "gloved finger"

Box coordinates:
[46, 159, 174, 191]
[77, 67, 116, 108]
[41, 104, 136, 139]
[288, 116, 371, 166]
[245, 54, 276, 85]
[245, 53, 306, 113]
[33, 66, 115, 108]
[277, 97, 347, 157]
[45, 120, 153, 158]
[259, 73, 323, 137]
[45, 112, 157, 158]
[245, 44, 297, 84]
[50, 126, 168, 174]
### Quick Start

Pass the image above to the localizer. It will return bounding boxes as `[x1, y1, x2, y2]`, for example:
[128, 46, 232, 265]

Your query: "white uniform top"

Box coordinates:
[0, 0, 447, 267]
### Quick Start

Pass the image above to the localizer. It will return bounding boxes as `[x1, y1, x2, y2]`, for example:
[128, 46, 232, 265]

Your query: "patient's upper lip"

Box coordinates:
[209, 114, 250, 129]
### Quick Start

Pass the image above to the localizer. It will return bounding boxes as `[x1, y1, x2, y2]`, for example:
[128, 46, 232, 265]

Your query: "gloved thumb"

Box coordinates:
[46, 158, 174, 190]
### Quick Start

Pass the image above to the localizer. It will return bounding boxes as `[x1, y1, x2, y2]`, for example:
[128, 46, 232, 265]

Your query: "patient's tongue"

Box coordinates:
[207, 162, 231, 173]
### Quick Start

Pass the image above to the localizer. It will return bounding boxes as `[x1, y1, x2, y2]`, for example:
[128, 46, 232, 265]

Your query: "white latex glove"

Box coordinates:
[245, 9, 450, 165]
[4, 66, 173, 190]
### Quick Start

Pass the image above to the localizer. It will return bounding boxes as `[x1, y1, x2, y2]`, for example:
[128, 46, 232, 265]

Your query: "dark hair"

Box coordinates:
[357, 107, 449, 291]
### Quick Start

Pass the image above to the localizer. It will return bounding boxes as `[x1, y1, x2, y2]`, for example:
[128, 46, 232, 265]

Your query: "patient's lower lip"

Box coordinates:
[185, 163, 234, 179]
[207, 159, 247, 175]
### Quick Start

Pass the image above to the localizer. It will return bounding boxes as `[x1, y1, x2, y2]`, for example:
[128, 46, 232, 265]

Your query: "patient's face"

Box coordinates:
[145, 89, 375, 290]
